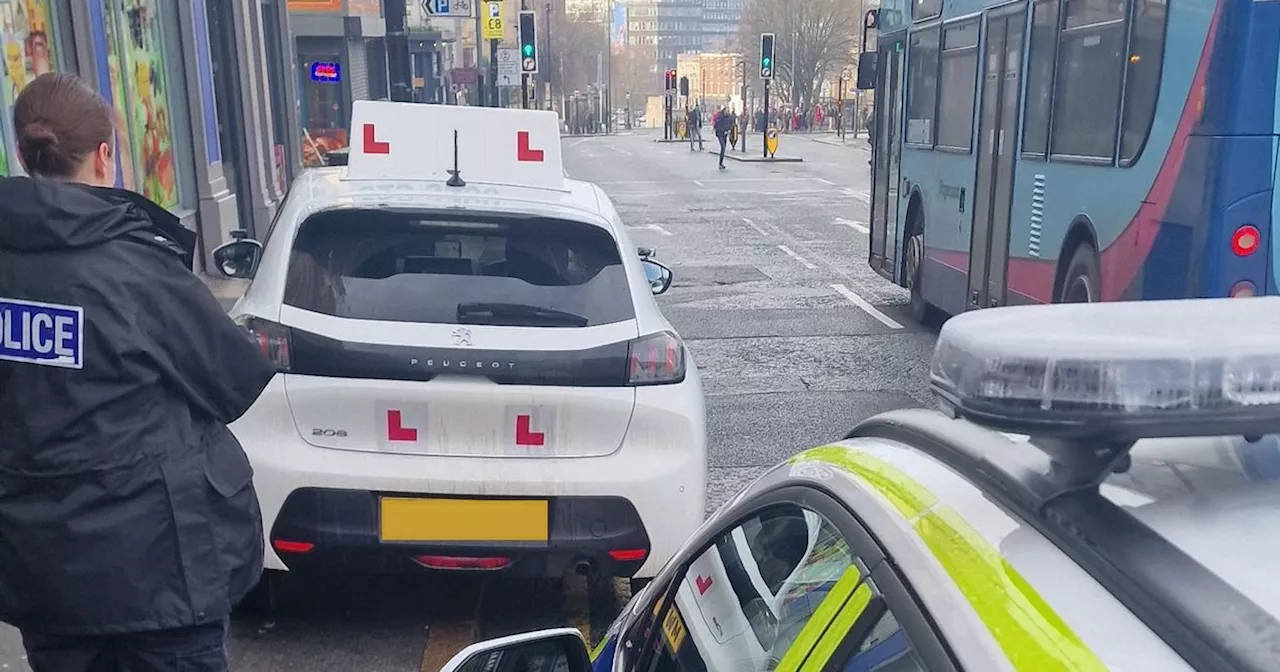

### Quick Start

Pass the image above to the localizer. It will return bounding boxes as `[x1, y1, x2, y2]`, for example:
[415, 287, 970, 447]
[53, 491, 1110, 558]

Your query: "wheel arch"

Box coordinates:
[1052, 215, 1101, 303]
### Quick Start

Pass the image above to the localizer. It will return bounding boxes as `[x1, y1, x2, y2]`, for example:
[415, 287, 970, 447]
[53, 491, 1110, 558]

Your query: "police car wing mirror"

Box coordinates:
[643, 259, 673, 295]
[438, 628, 591, 672]
[212, 238, 263, 280]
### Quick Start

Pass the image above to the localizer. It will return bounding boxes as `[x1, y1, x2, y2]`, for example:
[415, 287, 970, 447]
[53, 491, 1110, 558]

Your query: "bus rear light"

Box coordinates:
[1230, 281, 1257, 298]
[1231, 225, 1260, 257]
[272, 540, 315, 554]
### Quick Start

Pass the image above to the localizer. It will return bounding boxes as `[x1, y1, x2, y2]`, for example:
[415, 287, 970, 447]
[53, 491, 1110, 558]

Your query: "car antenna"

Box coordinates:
[446, 129, 466, 187]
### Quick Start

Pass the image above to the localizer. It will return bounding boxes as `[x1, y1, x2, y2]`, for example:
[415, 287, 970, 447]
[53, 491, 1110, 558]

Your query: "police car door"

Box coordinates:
[631, 487, 954, 672]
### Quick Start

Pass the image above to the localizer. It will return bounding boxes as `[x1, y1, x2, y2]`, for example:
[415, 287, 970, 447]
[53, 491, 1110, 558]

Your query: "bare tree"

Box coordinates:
[551, 8, 609, 99]
[739, 0, 859, 109]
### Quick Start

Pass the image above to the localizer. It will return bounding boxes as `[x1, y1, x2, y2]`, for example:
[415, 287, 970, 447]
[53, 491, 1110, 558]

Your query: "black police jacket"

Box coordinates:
[0, 177, 275, 634]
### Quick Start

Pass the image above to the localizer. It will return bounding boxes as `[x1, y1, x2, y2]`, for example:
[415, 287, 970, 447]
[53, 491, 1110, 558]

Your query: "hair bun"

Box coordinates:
[20, 121, 58, 149]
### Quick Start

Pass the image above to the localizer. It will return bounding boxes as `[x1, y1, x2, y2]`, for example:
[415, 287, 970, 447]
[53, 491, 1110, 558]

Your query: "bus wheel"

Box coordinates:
[1059, 243, 1100, 303]
[906, 223, 927, 323]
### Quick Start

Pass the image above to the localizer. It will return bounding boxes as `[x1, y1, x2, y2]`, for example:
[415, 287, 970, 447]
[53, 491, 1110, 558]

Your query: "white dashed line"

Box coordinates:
[831, 284, 904, 329]
[742, 217, 771, 237]
[693, 180, 705, 187]
[835, 218, 870, 234]
[632, 223, 673, 236]
[816, 177, 837, 186]
[777, 245, 817, 270]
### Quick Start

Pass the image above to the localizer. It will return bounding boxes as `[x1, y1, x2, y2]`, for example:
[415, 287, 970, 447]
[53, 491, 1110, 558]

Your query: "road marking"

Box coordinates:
[420, 621, 477, 670]
[742, 217, 771, 237]
[845, 190, 871, 204]
[817, 177, 837, 186]
[632, 223, 673, 236]
[597, 177, 814, 185]
[693, 180, 705, 187]
[778, 245, 817, 270]
[835, 217, 870, 234]
[832, 284, 904, 329]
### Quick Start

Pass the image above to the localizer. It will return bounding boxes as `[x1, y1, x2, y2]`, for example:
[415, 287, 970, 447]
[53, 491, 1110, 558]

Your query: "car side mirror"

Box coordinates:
[638, 246, 656, 259]
[439, 628, 592, 672]
[642, 259, 674, 295]
[856, 52, 878, 90]
[212, 237, 263, 279]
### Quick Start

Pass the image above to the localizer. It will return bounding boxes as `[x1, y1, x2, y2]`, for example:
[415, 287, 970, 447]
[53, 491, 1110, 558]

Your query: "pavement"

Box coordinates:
[0, 129, 936, 671]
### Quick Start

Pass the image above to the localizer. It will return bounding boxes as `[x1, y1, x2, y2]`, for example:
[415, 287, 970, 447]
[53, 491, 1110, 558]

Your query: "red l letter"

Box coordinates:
[517, 131, 544, 162]
[364, 123, 390, 154]
[387, 410, 418, 441]
[696, 575, 713, 595]
[515, 414, 545, 446]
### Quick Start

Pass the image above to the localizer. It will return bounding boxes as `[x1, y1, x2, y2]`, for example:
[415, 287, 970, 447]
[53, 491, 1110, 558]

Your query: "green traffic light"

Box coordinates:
[763, 57, 771, 66]
[523, 44, 534, 56]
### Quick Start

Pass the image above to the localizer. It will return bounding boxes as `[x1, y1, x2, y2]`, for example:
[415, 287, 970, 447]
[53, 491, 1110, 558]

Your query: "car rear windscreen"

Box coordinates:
[284, 210, 635, 326]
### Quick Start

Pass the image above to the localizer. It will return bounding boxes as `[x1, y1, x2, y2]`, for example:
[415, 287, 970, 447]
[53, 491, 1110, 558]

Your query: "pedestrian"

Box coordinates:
[686, 106, 703, 151]
[0, 73, 275, 671]
[714, 105, 734, 169]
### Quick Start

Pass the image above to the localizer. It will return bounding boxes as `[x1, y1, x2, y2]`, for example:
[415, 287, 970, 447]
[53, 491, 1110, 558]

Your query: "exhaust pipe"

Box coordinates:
[574, 559, 593, 576]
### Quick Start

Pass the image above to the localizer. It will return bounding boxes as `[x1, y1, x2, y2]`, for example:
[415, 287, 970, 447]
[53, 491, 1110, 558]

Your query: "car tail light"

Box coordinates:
[413, 555, 512, 571]
[1230, 281, 1257, 298]
[608, 548, 648, 562]
[272, 540, 314, 554]
[236, 316, 292, 371]
[627, 331, 685, 386]
[1231, 225, 1260, 257]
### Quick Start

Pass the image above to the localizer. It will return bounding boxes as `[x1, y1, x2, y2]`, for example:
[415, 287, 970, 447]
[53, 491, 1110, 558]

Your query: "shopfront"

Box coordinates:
[297, 36, 347, 167]
[0, 0, 78, 177]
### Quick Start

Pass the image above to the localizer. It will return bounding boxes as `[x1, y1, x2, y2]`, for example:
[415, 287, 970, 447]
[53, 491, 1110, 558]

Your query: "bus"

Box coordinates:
[858, 0, 1280, 321]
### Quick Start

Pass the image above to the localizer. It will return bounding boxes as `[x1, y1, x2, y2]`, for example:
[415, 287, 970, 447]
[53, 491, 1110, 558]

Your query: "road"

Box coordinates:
[0, 130, 936, 671]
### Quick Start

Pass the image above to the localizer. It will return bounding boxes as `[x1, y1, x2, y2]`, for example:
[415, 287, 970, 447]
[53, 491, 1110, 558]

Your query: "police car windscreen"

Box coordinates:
[283, 210, 635, 326]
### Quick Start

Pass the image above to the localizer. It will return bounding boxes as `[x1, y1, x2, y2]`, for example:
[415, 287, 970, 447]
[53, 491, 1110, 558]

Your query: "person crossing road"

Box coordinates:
[713, 106, 735, 170]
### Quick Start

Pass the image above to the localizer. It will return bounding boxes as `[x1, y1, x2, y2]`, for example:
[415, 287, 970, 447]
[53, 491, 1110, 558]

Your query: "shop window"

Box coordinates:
[1050, 0, 1126, 159]
[0, 0, 62, 177]
[1022, 0, 1059, 159]
[299, 51, 347, 167]
[1120, 0, 1167, 163]
[103, 0, 182, 209]
[905, 25, 939, 146]
[936, 20, 979, 151]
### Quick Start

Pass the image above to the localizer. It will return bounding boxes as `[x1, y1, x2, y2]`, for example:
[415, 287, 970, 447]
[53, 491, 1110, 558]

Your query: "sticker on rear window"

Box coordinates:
[0, 297, 84, 369]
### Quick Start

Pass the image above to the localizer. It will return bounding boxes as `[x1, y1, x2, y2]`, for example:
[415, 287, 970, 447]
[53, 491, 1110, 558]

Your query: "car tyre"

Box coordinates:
[235, 569, 286, 616]
[1059, 243, 1100, 304]
[905, 211, 928, 324]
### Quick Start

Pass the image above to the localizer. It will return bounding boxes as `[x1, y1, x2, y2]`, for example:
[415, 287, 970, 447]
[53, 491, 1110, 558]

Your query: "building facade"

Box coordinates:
[699, 0, 740, 51]
[287, 0, 389, 167]
[0, 1, 289, 271]
[626, 0, 701, 81]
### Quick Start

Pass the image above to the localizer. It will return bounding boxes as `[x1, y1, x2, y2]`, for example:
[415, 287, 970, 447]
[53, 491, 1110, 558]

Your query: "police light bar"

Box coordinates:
[930, 298, 1280, 441]
[345, 101, 565, 191]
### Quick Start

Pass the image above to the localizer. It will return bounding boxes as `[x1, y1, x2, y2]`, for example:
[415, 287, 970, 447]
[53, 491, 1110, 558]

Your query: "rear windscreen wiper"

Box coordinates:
[456, 302, 589, 327]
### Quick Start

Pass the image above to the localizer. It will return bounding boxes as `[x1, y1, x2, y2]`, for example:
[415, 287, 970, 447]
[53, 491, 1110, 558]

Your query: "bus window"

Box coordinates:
[912, 0, 942, 23]
[1022, 0, 1060, 159]
[936, 20, 980, 151]
[1051, 0, 1127, 159]
[1120, 0, 1168, 163]
[906, 26, 940, 146]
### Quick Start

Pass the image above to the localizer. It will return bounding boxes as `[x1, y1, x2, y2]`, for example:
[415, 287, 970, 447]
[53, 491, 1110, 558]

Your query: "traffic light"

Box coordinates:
[760, 33, 775, 79]
[519, 11, 538, 73]
[665, 69, 678, 90]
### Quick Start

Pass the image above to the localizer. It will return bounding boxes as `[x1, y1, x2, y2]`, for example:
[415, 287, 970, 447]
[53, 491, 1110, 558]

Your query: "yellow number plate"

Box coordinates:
[379, 497, 549, 543]
[661, 606, 688, 653]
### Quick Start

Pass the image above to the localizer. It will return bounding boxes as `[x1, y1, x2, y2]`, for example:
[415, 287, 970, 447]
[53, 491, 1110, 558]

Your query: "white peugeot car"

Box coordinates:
[212, 102, 707, 602]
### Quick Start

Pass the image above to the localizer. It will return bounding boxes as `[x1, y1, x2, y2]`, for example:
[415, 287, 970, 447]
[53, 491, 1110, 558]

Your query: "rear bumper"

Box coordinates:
[231, 374, 708, 578]
[269, 489, 650, 577]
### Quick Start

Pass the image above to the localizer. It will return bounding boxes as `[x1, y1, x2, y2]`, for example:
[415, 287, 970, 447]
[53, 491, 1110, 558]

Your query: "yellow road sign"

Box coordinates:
[766, 127, 780, 156]
[482, 1, 503, 40]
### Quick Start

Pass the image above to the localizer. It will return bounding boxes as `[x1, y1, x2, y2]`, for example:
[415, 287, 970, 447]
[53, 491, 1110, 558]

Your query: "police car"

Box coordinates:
[211, 102, 707, 598]
[441, 297, 1280, 672]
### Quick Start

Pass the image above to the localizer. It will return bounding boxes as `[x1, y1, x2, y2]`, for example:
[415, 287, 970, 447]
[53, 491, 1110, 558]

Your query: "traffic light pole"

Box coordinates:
[490, 38, 500, 108]
[762, 79, 770, 159]
[521, 74, 530, 108]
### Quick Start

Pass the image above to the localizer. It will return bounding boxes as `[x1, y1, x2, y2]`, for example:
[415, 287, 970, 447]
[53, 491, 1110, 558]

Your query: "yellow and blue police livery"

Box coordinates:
[443, 296, 1280, 672]
[0, 298, 82, 369]
[211, 102, 707, 606]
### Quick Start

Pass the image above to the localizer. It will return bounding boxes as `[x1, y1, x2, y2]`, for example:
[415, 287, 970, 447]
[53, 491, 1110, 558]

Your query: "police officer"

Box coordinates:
[0, 73, 275, 670]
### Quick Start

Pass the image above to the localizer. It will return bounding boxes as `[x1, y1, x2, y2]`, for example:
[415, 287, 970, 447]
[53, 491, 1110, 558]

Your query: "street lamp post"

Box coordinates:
[838, 69, 851, 140]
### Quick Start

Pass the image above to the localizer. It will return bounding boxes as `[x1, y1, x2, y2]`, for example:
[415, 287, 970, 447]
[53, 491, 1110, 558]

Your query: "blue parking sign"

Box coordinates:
[0, 298, 84, 369]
